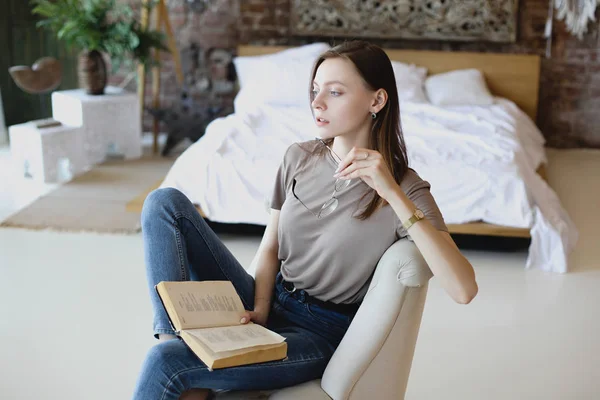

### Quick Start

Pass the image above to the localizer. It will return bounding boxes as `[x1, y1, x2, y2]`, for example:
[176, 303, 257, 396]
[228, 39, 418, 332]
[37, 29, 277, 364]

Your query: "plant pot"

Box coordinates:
[78, 50, 107, 95]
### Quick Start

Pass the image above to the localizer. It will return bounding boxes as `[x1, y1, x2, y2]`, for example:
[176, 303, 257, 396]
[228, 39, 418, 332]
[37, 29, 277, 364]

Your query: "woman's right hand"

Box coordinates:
[240, 307, 270, 327]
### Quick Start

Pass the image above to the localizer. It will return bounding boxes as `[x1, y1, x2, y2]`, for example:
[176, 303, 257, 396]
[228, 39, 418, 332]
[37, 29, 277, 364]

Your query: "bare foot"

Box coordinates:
[179, 388, 211, 400]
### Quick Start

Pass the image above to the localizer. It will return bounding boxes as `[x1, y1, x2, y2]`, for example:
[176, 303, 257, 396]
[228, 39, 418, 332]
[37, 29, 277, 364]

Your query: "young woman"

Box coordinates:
[132, 41, 478, 400]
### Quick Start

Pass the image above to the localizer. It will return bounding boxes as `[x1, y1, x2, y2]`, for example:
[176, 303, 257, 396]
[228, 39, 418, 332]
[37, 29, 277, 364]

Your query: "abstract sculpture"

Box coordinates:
[9, 57, 62, 94]
[8, 56, 63, 128]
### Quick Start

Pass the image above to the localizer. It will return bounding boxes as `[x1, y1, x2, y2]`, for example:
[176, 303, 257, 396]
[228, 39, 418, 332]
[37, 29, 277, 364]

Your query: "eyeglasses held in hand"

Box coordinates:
[290, 138, 353, 218]
[292, 177, 351, 218]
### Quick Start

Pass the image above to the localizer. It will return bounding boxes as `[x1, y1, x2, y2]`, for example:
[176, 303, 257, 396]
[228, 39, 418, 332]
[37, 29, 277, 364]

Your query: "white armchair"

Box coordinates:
[218, 238, 433, 400]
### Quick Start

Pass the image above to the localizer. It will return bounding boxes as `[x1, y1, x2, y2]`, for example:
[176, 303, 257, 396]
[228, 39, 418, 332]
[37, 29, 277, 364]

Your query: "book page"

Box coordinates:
[185, 324, 286, 353]
[157, 281, 245, 330]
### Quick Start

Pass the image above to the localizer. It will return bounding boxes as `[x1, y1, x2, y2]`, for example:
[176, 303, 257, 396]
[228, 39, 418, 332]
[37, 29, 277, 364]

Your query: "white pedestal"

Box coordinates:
[9, 121, 89, 183]
[51, 86, 142, 164]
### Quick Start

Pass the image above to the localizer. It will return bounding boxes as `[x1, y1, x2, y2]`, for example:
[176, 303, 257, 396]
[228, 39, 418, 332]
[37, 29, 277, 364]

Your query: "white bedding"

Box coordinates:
[160, 97, 578, 273]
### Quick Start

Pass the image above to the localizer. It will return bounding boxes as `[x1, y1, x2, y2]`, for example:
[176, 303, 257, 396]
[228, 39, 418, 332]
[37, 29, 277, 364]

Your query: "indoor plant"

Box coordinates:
[32, 0, 169, 95]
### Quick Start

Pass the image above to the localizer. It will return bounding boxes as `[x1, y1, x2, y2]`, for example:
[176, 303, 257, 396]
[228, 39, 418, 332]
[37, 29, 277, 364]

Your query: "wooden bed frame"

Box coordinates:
[128, 45, 544, 239]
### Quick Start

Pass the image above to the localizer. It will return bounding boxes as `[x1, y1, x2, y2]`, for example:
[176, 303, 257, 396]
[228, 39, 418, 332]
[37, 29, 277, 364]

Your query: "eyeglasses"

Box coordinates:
[292, 178, 350, 218]
[291, 139, 351, 218]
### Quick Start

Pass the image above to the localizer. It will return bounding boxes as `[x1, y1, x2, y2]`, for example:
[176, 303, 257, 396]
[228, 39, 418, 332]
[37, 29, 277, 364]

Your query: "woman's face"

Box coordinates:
[311, 58, 376, 140]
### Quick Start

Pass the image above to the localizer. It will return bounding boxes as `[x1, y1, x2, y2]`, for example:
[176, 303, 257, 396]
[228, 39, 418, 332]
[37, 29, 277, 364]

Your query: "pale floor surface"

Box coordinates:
[0, 145, 599, 400]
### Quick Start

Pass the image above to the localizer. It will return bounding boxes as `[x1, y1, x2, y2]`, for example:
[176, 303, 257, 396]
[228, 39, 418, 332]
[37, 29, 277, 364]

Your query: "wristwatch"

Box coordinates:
[402, 209, 425, 231]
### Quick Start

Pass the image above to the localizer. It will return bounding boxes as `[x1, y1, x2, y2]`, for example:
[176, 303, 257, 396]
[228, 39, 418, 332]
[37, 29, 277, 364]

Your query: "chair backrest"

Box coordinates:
[321, 238, 433, 400]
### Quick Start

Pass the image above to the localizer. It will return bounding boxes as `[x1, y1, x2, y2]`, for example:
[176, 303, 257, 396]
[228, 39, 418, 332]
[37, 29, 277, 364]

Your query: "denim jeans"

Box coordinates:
[132, 188, 356, 400]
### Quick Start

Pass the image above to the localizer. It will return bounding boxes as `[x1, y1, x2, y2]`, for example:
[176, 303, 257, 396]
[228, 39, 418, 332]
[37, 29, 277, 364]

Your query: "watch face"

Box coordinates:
[416, 209, 425, 219]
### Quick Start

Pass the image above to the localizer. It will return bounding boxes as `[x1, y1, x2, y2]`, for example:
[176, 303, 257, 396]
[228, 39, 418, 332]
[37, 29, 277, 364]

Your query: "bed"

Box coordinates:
[128, 44, 578, 273]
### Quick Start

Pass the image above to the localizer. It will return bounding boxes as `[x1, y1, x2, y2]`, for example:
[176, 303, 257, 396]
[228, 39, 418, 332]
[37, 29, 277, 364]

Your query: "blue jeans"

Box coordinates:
[132, 188, 356, 400]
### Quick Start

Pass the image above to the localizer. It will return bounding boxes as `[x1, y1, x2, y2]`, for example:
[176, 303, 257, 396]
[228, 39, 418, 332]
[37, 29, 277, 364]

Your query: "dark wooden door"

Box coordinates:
[0, 0, 78, 128]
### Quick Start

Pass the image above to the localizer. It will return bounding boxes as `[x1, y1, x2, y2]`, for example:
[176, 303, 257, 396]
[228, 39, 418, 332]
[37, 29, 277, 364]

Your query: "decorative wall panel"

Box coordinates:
[290, 0, 519, 43]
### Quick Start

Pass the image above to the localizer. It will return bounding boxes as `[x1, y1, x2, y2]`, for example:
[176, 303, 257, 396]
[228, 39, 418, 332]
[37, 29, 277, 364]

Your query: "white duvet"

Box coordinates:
[161, 96, 578, 273]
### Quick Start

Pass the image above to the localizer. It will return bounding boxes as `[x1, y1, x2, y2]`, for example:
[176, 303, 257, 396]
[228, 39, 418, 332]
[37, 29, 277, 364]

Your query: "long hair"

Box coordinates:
[309, 40, 409, 220]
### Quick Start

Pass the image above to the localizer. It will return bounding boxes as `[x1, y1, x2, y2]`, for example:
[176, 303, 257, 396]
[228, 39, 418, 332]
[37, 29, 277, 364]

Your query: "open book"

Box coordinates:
[155, 281, 287, 370]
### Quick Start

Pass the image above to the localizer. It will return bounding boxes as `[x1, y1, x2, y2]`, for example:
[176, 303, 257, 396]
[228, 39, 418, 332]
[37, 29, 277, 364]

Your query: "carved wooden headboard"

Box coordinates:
[237, 45, 541, 122]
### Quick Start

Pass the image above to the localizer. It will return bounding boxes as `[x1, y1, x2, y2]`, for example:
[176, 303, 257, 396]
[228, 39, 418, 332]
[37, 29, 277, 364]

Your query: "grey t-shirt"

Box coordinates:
[270, 140, 448, 304]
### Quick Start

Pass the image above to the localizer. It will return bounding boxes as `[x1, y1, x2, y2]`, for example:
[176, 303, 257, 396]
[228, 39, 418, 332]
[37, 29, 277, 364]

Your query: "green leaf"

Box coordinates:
[30, 0, 169, 69]
[57, 20, 77, 40]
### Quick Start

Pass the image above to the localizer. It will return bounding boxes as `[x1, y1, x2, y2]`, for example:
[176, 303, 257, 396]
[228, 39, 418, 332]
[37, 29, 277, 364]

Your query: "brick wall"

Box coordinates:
[113, 0, 600, 148]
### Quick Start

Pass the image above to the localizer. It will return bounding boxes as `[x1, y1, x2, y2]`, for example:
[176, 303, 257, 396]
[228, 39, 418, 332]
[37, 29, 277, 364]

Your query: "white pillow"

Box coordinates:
[233, 43, 330, 107]
[391, 61, 428, 103]
[425, 69, 494, 106]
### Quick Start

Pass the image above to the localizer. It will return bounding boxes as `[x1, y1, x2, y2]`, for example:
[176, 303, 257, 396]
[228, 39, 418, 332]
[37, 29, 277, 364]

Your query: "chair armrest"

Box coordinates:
[321, 238, 433, 400]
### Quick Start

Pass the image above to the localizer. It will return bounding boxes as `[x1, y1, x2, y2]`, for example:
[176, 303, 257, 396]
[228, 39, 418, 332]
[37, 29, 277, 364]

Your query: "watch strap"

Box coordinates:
[403, 209, 424, 231]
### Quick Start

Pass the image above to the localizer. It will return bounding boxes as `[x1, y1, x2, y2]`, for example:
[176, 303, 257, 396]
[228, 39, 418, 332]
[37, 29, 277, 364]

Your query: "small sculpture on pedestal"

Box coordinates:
[8, 56, 63, 129]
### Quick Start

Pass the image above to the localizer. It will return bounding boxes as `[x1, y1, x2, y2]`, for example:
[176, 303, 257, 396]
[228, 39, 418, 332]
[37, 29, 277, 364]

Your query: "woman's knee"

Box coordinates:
[142, 188, 190, 225]
[141, 341, 206, 396]
[144, 340, 172, 368]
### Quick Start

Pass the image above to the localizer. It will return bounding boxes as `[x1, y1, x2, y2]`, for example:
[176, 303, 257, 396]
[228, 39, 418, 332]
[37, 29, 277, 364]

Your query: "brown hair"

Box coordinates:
[309, 40, 409, 220]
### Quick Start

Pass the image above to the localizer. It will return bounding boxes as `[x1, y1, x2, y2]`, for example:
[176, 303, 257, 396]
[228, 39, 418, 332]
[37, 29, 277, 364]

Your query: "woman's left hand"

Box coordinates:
[334, 147, 399, 200]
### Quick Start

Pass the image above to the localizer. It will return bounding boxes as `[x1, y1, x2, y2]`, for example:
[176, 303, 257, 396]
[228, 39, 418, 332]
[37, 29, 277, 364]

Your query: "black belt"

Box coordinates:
[281, 279, 360, 315]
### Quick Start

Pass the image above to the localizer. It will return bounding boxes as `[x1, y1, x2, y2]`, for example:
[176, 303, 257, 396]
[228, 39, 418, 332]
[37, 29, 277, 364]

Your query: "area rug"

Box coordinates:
[0, 155, 174, 234]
